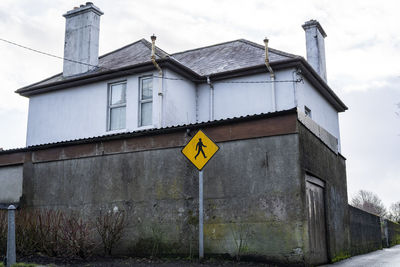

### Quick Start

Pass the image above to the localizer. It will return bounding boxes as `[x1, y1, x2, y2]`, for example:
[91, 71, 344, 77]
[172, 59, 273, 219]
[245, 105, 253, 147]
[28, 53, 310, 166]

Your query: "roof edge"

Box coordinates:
[0, 108, 297, 154]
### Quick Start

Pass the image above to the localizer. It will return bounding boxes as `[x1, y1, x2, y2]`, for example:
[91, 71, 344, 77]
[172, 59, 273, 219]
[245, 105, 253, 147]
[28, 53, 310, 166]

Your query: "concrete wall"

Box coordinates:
[0, 165, 23, 205]
[298, 122, 350, 262]
[22, 134, 305, 264]
[20, 113, 309, 265]
[382, 220, 400, 247]
[2, 111, 351, 265]
[348, 205, 382, 256]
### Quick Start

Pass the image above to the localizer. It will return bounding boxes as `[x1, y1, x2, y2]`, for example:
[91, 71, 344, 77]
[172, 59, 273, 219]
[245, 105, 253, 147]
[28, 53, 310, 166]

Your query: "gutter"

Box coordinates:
[264, 38, 276, 111]
[207, 76, 214, 120]
[150, 35, 164, 128]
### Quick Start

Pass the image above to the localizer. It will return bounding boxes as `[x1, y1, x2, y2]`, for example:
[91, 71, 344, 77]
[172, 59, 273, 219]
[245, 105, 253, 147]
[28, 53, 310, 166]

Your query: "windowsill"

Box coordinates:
[105, 125, 155, 135]
[106, 128, 128, 135]
[136, 125, 155, 131]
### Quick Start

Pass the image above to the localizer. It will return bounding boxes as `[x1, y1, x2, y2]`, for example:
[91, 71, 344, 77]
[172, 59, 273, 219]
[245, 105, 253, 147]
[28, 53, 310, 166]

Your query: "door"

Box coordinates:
[306, 174, 328, 265]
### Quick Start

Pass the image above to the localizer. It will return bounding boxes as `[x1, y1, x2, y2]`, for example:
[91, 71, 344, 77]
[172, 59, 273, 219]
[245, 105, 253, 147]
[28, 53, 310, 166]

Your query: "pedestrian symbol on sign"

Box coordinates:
[195, 138, 207, 159]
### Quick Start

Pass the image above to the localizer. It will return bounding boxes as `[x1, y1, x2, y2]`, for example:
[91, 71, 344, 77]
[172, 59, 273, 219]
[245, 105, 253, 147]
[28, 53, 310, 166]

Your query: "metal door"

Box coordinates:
[306, 174, 328, 265]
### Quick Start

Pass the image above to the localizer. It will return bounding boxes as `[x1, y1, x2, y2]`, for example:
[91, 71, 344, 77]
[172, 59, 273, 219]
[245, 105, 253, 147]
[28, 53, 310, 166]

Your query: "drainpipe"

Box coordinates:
[151, 35, 163, 128]
[263, 38, 276, 112]
[207, 76, 214, 120]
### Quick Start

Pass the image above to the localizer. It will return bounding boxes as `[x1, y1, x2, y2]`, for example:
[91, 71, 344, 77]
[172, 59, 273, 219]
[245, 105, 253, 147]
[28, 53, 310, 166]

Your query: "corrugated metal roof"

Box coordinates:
[0, 109, 297, 154]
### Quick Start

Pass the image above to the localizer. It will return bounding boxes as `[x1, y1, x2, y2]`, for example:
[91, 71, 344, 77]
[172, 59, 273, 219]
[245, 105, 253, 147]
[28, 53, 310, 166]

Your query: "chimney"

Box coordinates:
[302, 20, 327, 81]
[63, 2, 103, 77]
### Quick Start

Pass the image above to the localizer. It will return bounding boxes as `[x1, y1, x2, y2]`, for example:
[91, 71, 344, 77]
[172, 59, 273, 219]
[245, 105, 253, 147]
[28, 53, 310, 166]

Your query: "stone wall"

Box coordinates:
[349, 205, 382, 256]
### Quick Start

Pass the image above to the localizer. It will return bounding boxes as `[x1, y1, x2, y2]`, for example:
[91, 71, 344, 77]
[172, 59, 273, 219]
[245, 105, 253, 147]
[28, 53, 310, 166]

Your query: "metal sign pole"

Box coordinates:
[199, 170, 204, 259]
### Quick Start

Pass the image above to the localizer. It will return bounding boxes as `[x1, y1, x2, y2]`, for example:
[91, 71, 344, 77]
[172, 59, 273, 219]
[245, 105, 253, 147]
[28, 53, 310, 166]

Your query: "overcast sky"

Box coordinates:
[0, 0, 399, 209]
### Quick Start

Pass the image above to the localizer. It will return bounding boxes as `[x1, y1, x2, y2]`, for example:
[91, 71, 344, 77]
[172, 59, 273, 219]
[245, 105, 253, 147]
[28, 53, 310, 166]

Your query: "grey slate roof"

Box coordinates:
[26, 39, 170, 88]
[18, 38, 296, 90]
[172, 39, 298, 76]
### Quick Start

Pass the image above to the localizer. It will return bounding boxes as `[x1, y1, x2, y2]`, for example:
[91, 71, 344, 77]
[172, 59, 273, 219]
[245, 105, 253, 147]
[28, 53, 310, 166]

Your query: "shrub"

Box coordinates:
[0, 211, 6, 256]
[36, 210, 65, 256]
[60, 214, 95, 258]
[15, 210, 40, 255]
[95, 209, 127, 255]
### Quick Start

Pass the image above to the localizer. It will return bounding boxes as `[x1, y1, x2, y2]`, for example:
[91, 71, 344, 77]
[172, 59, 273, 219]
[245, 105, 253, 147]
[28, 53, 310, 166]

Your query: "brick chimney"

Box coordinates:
[302, 20, 327, 82]
[63, 2, 103, 77]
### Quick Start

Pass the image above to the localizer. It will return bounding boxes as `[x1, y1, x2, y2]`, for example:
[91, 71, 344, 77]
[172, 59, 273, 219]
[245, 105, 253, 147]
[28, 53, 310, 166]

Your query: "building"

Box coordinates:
[16, 3, 346, 151]
[0, 3, 351, 266]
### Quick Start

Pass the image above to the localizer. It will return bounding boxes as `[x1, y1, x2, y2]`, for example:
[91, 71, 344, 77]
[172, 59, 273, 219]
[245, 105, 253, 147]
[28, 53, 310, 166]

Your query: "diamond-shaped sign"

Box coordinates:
[181, 130, 219, 171]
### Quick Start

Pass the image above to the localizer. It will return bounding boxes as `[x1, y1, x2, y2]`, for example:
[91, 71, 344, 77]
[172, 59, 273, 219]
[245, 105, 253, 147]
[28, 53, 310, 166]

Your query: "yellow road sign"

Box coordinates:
[181, 130, 219, 171]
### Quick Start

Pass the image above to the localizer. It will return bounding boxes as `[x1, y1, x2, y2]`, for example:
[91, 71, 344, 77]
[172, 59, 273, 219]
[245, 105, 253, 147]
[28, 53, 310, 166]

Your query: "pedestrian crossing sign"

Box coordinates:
[181, 130, 219, 171]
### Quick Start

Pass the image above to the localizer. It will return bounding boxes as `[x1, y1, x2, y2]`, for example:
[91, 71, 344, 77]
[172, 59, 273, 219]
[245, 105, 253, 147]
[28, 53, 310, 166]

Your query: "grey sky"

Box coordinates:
[0, 0, 399, 208]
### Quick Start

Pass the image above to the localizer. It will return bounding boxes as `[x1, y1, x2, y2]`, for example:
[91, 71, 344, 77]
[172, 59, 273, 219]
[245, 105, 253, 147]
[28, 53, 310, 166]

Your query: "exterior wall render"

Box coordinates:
[197, 70, 296, 123]
[162, 69, 196, 127]
[296, 75, 341, 150]
[26, 71, 160, 146]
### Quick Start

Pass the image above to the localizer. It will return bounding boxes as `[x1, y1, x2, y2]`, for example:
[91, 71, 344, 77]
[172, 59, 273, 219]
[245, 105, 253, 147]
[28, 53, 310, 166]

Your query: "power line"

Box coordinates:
[1, 37, 302, 84]
[0, 37, 110, 70]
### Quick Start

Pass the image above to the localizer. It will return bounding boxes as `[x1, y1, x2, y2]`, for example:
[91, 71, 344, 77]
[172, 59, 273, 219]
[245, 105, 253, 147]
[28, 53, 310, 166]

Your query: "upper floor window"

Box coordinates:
[139, 76, 153, 126]
[108, 81, 126, 131]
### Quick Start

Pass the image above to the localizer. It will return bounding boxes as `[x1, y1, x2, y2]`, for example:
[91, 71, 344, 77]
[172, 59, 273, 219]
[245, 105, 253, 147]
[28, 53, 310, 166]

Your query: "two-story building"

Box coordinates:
[0, 3, 350, 265]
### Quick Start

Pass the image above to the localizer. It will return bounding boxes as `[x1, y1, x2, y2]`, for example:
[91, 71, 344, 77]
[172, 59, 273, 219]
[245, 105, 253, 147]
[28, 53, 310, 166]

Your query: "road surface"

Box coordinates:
[320, 245, 400, 267]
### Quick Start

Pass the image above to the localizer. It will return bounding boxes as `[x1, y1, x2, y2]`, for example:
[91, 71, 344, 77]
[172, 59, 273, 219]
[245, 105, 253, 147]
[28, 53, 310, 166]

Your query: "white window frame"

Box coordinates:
[138, 76, 153, 127]
[107, 80, 127, 131]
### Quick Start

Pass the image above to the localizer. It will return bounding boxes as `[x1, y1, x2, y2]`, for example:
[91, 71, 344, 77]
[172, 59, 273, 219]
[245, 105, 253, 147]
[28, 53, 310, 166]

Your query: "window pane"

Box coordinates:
[110, 106, 126, 130]
[111, 83, 126, 105]
[141, 78, 152, 100]
[141, 102, 152, 126]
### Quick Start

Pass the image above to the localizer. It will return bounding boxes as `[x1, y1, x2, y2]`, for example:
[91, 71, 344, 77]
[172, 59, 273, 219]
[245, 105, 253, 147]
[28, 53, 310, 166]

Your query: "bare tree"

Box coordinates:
[388, 202, 400, 223]
[351, 190, 387, 217]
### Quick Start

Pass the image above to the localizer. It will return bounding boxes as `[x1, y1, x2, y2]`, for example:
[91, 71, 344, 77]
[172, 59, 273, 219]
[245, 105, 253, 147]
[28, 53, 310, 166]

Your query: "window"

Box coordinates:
[139, 76, 153, 126]
[305, 106, 312, 118]
[108, 81, 126, 131]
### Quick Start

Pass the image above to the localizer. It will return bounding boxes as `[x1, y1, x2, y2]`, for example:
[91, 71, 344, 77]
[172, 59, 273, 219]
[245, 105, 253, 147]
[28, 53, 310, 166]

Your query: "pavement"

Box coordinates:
[320, 245, 400, 267]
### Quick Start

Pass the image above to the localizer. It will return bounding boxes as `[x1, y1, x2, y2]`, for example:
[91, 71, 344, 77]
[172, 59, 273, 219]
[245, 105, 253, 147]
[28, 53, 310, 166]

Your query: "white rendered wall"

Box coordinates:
[26, 67, 341, 149]
[197, 70, 297, 123]
[162, 69, 196, 126]
[296, 75, 341, 149]
[26, 71, 161, 146]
